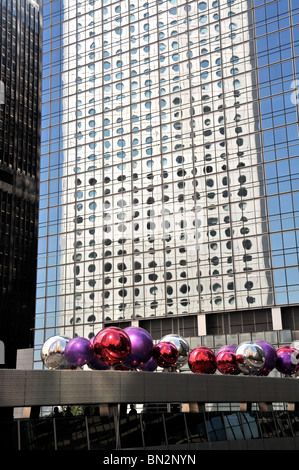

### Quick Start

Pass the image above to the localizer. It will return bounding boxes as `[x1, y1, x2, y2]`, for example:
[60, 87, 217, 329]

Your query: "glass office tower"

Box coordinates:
[34, 0, 299, 367]
[0, 0, 41, 369]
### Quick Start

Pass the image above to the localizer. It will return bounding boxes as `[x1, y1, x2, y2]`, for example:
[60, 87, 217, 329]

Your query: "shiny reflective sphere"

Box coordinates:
[138, 356, 158, 372]
[159, 334, 189, 369]
[152, 341, 179, 368]
[64, 337, 93, 367]
[276, 346, 299, 376]
[123, 327, 153, 369]
[216, 345, 243, 375]
[93, 327, 131, 366]
[235, 342, 266, 375]
[87, 336, 109, 370]
[188, 347, 216, 374]
[41, 335, 72, 370]
[87, 354, 110, 370]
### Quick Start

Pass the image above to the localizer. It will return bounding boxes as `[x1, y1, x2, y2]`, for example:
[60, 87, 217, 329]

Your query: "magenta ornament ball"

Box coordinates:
[123, 327, 153, 369]
[188, 347, 217, 374]
[152, 341, 179, 368]
[93, 327, 131, 366]
[64, 337, 93, 367]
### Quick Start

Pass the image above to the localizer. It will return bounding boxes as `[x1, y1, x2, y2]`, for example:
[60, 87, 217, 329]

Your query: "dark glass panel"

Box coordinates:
[19, 418, 55, 450]
[55, 416, 88, 450]
[140, 413, 167, 446]
[164, 412, 189, 445]
[87, 415, 116, 450]
[185, 412, 208, 443]
[119, 415, 143, 448]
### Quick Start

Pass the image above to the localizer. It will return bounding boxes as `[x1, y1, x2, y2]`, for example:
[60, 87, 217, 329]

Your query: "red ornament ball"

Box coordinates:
[152, 341, 179, 368]
[93, 327, 131, 366]
[216, 350, 243, 375]
[188, 347, 217, 374]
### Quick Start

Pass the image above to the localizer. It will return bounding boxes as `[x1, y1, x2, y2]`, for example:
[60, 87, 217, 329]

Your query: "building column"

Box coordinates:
[271, 307, 282, 330]
[197, 314, 207, 337]
[14, 348, 34, 419]
[182, 402, 205, 413]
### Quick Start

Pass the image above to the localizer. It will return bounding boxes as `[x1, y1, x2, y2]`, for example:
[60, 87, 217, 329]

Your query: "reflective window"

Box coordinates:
[35, 0, 299, 350]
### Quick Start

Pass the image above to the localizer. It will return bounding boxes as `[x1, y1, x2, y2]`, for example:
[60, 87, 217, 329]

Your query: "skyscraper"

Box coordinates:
[34, 0, 299, 368]
[0, 0, 41, 369]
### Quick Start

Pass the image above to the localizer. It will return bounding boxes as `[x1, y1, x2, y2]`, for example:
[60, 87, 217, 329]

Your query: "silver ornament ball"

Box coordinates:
[159, 334, 189, 369]
[41, 335, 72, 370]
[235, 341, 266, 375]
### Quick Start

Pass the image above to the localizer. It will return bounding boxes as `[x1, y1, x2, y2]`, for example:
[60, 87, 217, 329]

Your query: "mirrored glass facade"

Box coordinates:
[2, 411, 299, 450]
[34, 0, 299, 366]
[0, 0, 41, 368]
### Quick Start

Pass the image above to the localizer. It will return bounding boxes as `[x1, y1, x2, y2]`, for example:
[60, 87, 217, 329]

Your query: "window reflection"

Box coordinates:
[7, 411, 299, 450]
[35, 0, 299, 345]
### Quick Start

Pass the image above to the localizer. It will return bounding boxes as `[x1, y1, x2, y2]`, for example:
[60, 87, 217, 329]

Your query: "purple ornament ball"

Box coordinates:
[138, 357, 157, 372]
[65, 337, 93, 367]
[123, 327, 153, 369]
[276, 346, 299, 376]
[255, 340, 277, 376]
[217, 345, 237, 354]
